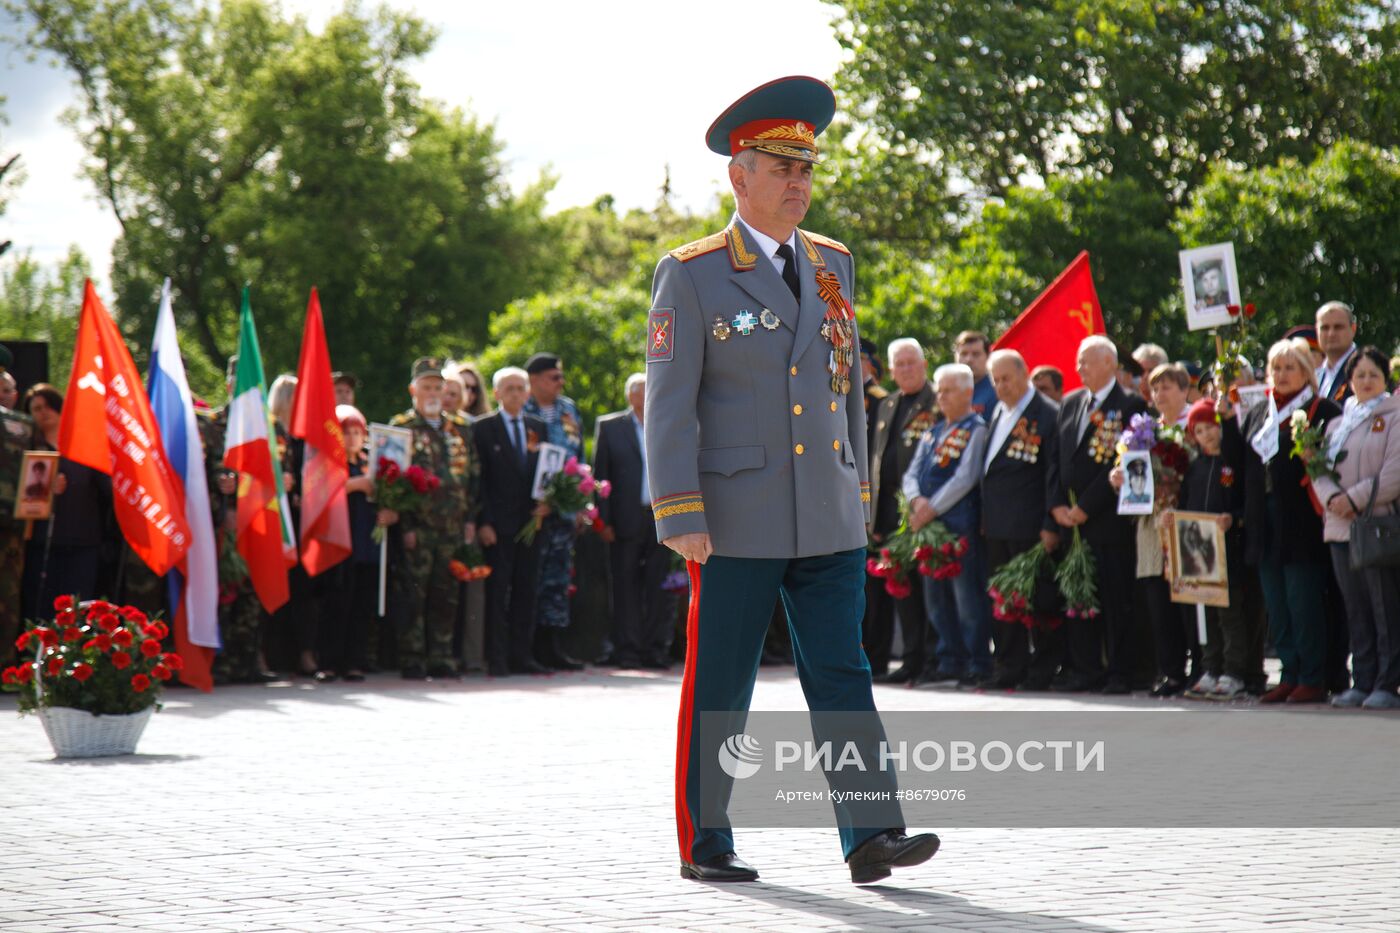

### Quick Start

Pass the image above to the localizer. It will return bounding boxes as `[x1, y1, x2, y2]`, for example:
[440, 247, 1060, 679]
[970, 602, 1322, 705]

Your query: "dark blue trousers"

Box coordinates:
[675, 547, 902, 863]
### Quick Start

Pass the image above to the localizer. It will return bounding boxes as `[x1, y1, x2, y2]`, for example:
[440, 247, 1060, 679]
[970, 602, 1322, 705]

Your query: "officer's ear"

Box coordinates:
[408, 382, 417, 399]
[728, 162, 747, 199]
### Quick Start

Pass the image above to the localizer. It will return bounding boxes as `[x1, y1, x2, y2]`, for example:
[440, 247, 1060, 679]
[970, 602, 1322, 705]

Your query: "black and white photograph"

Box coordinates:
[1116, 449, 1155, 515]
[531, 442, 567, 500]
[1179, 242, 1241, 331]
[13, 449, 59, 520]
[367, 423, 412, 481]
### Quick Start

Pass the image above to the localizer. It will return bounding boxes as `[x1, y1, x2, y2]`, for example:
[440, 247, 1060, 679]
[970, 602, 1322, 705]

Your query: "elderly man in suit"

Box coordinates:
[475, 367, 549, 677]
[1048, 335, 1150, 693]
[867, 338, 937, 683]
[981, 349, 1061, 689]
[646, 76, 938, 886]
[1315, 300, 1359, 405]
[594, 373, 671, 669]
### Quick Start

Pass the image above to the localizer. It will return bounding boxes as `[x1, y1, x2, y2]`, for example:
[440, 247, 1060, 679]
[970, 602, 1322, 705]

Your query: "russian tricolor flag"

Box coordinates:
[148, 279, 219, 691]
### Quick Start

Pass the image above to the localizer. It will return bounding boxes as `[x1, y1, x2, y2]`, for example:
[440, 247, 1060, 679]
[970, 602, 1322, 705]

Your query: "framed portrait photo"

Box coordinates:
[1117, 449, 1155, 516]
[531, 442, 568, 500]
[1179, 242, 1241, 332]
[367, 423, 413, 482]
[14, 450, 60, 521]
[1168, 510, 1230, 607]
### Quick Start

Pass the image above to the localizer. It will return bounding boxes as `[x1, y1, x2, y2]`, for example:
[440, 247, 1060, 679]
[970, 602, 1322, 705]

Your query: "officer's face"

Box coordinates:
[410, 375, 444, 417]
[1315, 306, 1357, 357]
[935, 376, 972, 420]
[731, 153, 812, 233]
[990, 356, 1029, 407]
[890, 347, 927, 395]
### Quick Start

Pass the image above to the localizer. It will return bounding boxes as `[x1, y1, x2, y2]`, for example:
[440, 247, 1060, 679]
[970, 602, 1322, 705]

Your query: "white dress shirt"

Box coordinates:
[1078, 380, 1117, 440]
[1317, 344, 1357, 399]
[736, 214, 797, 276]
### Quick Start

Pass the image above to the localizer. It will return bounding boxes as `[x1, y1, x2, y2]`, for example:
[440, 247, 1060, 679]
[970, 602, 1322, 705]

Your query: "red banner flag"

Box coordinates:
[58, 281, 191, 576]
[992, 251, 1106, 393]
[290, 288, 350, 576]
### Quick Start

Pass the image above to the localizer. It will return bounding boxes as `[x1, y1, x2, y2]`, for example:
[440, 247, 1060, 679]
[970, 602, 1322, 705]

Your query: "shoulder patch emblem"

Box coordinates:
[647, 308, 675, 364]
[803, 230, 851, 256]
[669, 231, 727, 263]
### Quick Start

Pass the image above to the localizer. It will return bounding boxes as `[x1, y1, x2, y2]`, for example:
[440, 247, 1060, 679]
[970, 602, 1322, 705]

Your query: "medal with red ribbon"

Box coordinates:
[814, 268, 855, 394]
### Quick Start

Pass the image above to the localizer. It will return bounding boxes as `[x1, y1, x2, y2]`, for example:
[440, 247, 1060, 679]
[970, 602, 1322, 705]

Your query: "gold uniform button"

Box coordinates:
[793, 404, 803, 416]
[832, 402, 841, 412]
[790, 366, 798, 376]
[833, 440, 841, 451]
[795, 444, 805, 455]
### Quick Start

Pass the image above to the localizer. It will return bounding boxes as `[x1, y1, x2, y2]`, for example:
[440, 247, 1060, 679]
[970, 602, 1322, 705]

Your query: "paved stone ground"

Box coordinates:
[2, 668, 1398, 932]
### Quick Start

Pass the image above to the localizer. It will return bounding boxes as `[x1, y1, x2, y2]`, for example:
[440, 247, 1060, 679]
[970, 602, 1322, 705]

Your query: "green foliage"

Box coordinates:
[0, 248, 91, 390]
[12, 0, 558, 414]
[1175, 140, 1400, 356]
[476, 285, 649, 432]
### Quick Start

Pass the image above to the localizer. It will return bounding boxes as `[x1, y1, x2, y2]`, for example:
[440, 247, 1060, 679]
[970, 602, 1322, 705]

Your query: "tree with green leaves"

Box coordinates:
[0, 248, 92, 389]
[11, 0, 557, 411]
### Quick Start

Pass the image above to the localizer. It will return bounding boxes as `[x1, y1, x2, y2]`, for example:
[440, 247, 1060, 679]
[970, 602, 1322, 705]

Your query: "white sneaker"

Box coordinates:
[1210, 674, 1245, 699]
[1186, 673, 1218, 697]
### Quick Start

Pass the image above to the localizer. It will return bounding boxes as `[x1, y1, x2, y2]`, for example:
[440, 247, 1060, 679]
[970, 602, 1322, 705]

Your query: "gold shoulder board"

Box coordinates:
[669, 231, 728, 263]
[804, 231, 851, 256]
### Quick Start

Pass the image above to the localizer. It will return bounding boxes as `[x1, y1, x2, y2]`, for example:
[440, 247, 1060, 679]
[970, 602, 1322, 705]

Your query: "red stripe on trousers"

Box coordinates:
[674, 559, 702, 860]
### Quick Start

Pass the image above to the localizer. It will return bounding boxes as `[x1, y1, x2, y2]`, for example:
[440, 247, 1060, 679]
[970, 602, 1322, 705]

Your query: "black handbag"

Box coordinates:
[1348, 478, 1400, 570]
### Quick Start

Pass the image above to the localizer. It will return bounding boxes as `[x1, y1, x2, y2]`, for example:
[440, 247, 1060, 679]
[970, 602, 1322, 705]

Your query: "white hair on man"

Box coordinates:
[729, 149, 759, 172]
[492, 366, 529, 391]
[1132, 343, 1168, 366]
[1079, 334, 1118, 361]
[887, 337, 925, 364]
[932, 362, 974, 390]
[987, 348, 1027, 373]
[625, 372, 646, 396]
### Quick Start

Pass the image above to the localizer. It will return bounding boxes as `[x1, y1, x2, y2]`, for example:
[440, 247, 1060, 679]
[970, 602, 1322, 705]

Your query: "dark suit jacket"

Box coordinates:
[474, 410, 546, 539]
[1240, 394, 1340, 566]
[1047, 383, 1149, 545]
[982, 390, 1060, 541]
[868, 382, 937, 524]
[593, 410, 651, 540]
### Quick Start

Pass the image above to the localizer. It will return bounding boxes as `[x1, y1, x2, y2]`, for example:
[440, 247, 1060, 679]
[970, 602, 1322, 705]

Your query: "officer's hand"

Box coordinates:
[1068, 505, 1089, 526]
[403, 531, 417, 551]
[218, 471, 237, 496]
[664, 532, 713, 565]
[464, 522, 476, 545]
[1039, 529, 1060, 552]
[479, 524, 497, 548]
[909, 497, 935, 531]
[377, 508, 399, 527]
[533, 502, 551, 519]
[1051, 505, 1074, 528]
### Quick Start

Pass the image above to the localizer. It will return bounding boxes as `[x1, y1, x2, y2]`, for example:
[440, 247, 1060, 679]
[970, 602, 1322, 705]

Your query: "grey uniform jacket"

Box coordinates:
[644, 218, 871, 559]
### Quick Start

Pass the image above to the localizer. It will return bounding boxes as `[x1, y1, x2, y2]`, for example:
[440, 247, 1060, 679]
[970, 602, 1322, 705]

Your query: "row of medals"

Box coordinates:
[711, 309, 854, 394]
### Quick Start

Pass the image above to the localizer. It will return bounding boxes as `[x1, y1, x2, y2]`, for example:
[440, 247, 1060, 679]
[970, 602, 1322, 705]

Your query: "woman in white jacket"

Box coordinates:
[1311, 347, 1400, 709]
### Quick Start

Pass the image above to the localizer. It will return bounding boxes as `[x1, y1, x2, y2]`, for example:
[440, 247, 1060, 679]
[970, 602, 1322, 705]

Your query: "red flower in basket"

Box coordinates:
[130, 673, 152, 693]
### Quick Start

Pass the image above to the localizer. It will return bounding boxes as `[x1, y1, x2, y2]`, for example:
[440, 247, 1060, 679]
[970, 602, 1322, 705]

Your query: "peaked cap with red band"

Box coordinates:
[705, 75, 835, 164]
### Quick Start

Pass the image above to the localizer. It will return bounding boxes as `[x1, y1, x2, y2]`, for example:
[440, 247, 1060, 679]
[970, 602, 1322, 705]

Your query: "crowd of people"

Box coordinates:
[860, 303, 1400, 710]
[2, 296, 1398, 709]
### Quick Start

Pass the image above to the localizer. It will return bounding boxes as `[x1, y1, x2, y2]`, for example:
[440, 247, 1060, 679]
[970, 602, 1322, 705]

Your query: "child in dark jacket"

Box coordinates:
[1170, 398, 1251, 699]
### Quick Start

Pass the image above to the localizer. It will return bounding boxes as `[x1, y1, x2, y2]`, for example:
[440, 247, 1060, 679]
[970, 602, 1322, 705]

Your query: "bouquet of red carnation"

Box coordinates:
[371, 457, 440, 543]
[1054, 492, 1100, 620]
[448, 543, 493, 583]
[516, 455, 612, 544]
[988, 544, 1053, 627]
[866, 495, 968, 597]
[2, 596, 185, 714]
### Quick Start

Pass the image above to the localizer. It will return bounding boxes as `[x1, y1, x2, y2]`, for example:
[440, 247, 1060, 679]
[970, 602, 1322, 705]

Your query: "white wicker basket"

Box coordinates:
[38, 705, 154, 758]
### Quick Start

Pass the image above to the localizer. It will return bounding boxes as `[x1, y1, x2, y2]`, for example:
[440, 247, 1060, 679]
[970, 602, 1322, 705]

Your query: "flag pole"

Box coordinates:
[378, 537, 388, 618]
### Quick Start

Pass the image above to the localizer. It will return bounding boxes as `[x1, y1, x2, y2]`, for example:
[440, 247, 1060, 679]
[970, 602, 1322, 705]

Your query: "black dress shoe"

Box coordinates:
[847, 829, 941, 885]
[1020, 674, 1052, 691]
[639, 656, 672, 670]
[593, 653, 624, 667]
[401, 666, 427, 680]
[510, 660, 552, 675]
[1051, 672, 1100, 693]
[488, 662, 510, 677]
[680, 851, 758, 883]
[313, 670, 337, 683]
[875, 665, 919, 685]
[1149, 676, 1185, 698]
[427, 664, 460, 680]
[254, 669, 281, 684]
[1101, 675, 1132, 695]
[913, 669, 961, 688]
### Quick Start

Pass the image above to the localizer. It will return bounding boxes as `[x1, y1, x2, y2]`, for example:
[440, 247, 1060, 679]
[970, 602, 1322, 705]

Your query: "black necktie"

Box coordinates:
[511, 417, 526, 464]
[775, 243, 800, 302]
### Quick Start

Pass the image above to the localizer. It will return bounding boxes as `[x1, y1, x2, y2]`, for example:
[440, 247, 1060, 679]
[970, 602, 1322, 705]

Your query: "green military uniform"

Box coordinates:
[198, 404, 263, 683]
[390, 358, 481, 677]
[0, 399, 37, 668]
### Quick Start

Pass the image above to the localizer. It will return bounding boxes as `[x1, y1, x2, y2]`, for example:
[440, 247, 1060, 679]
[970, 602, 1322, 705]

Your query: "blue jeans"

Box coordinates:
[922, 533, 993, 676]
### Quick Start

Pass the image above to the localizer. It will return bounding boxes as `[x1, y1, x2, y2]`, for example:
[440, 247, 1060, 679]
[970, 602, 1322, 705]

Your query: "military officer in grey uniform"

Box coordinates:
[645, 76, 939, 886]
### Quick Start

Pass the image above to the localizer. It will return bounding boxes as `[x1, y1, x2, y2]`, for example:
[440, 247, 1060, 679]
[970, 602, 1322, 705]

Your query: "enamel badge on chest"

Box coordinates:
[760, 308, 780, 330]
[712, 316, 732, 341]
[732, 310, 758, 335]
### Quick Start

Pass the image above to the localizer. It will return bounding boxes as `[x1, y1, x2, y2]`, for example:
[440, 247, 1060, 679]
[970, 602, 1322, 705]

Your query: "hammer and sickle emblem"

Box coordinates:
[1069, 302, 1093, 334]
